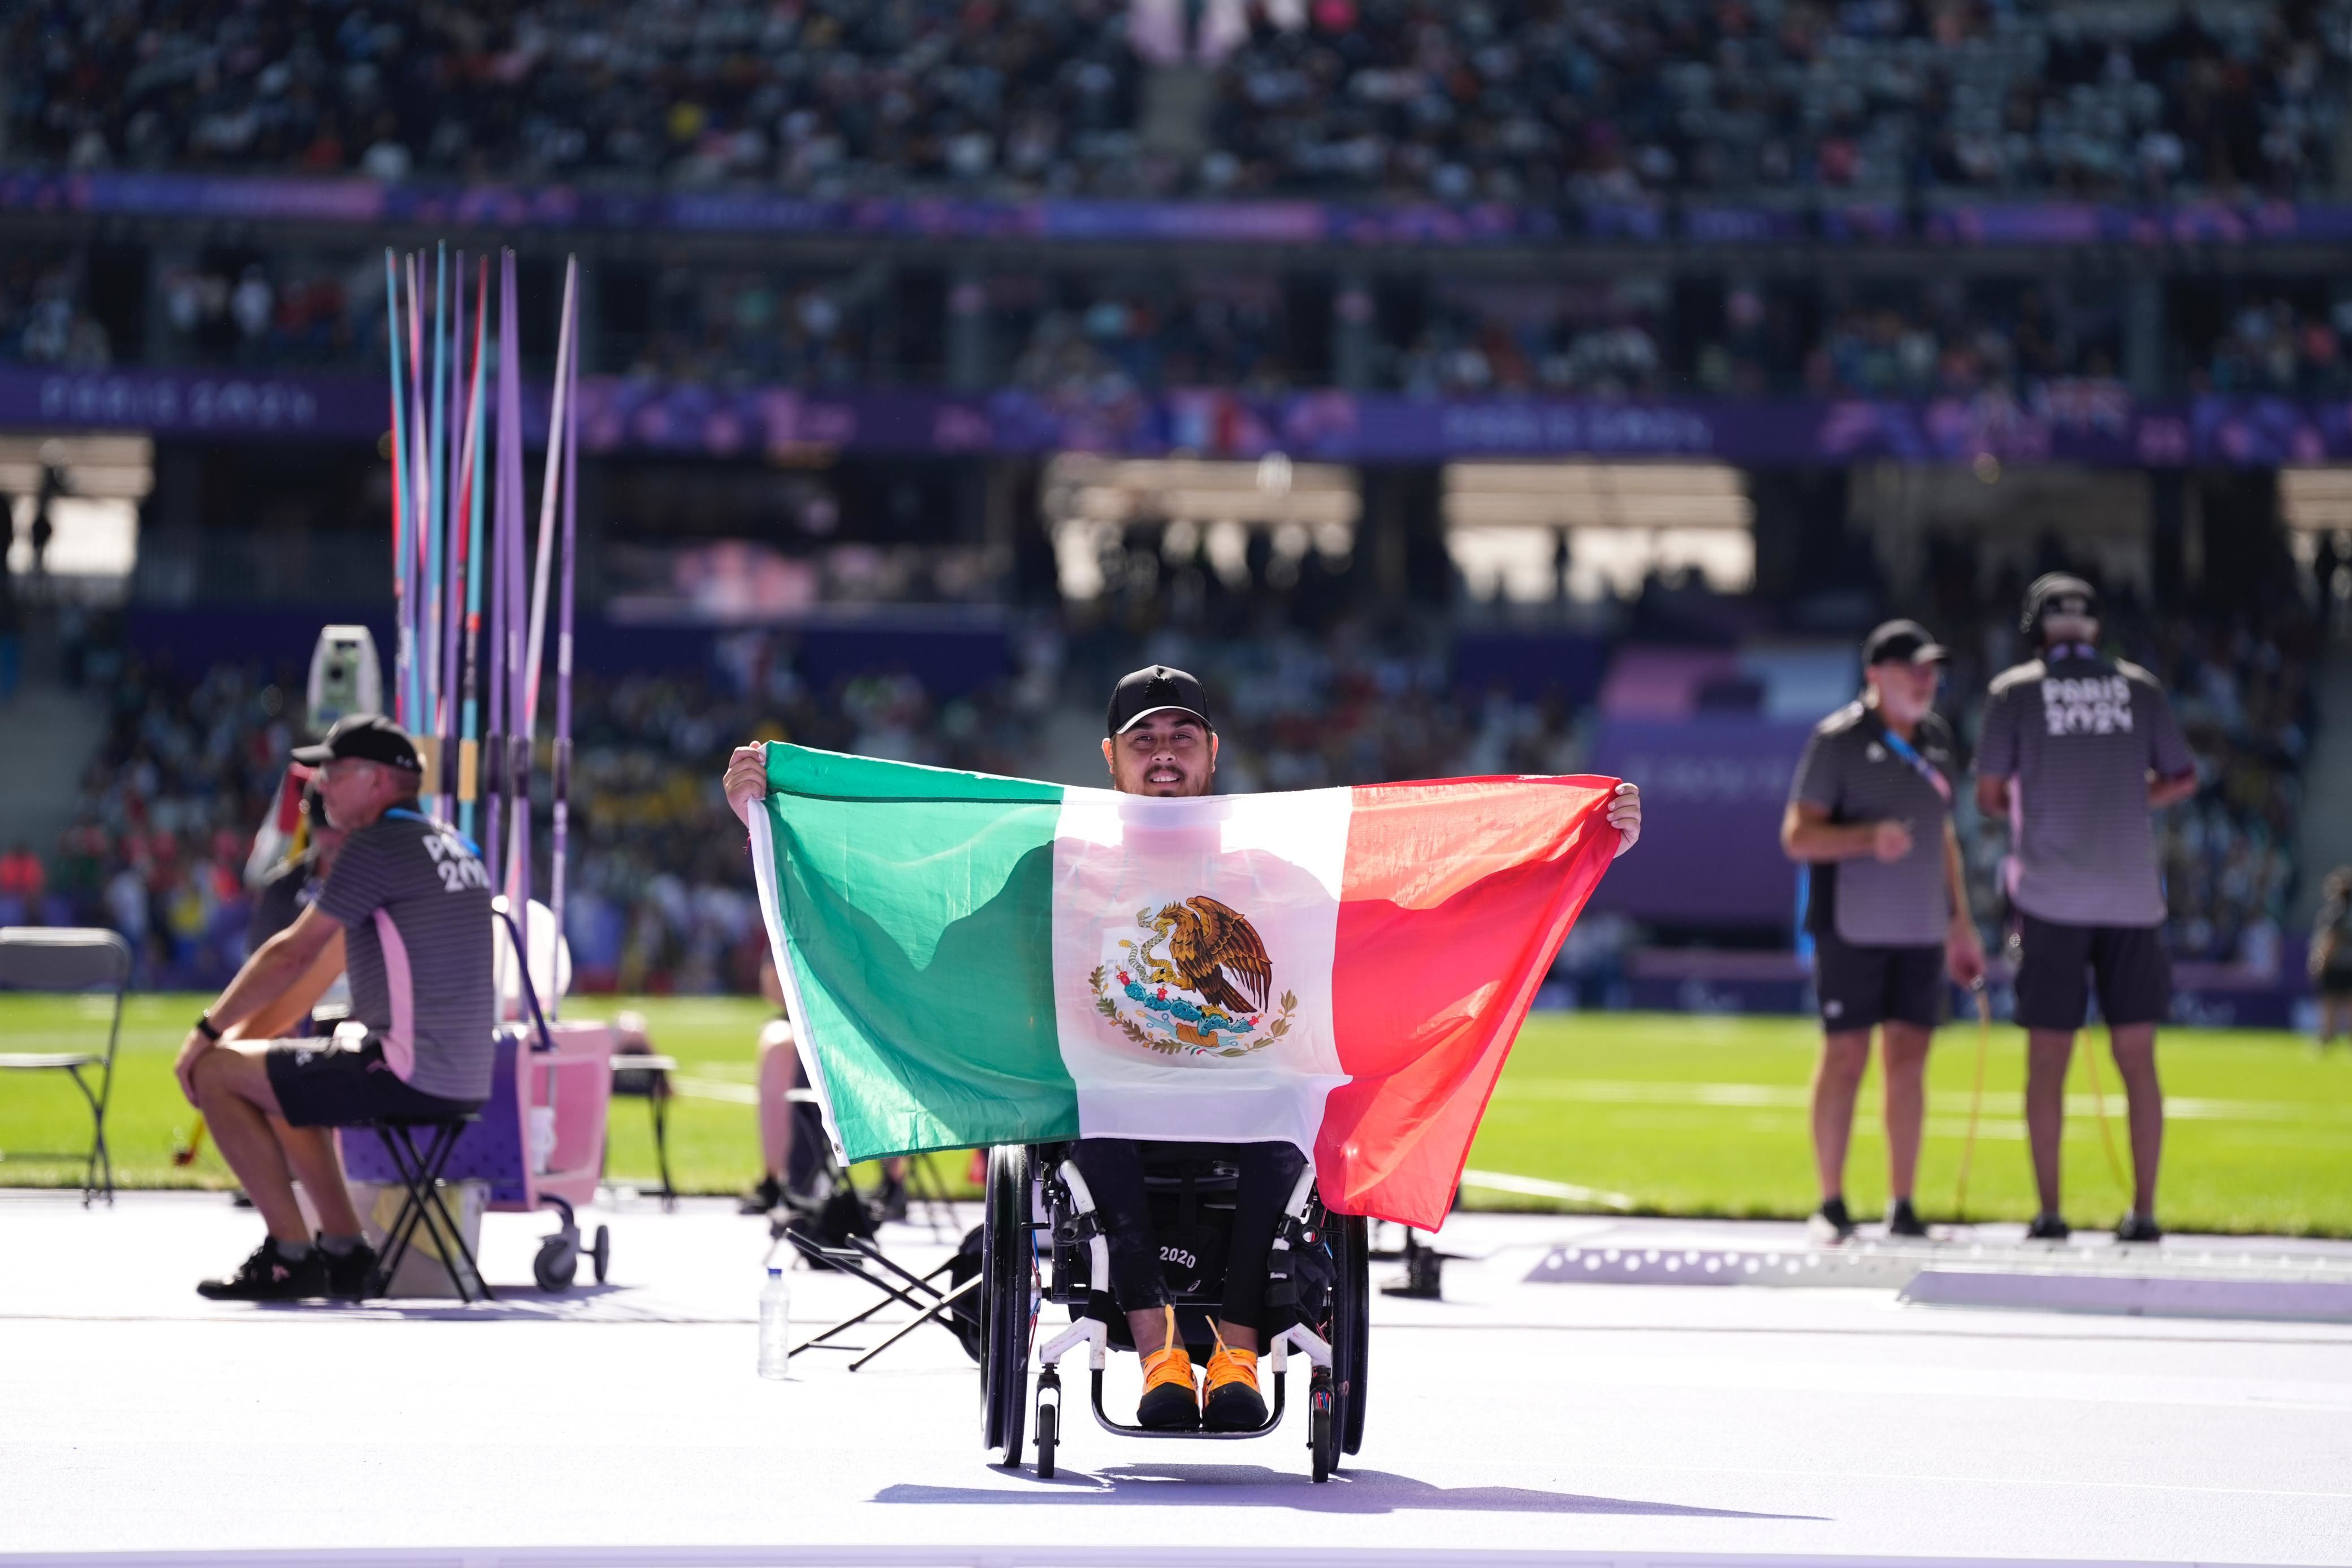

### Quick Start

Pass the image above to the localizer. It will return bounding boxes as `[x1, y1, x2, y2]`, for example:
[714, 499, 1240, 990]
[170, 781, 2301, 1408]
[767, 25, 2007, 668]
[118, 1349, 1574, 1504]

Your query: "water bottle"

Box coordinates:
[758, 1266, 792, 1379]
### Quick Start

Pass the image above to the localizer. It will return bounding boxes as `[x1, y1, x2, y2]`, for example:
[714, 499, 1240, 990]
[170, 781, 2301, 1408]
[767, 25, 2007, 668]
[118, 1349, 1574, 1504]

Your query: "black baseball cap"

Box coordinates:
[292, 713, 423, 772]
[2021, 572, 2100, 636]
[1862, 618, 1948, 667]
[1106, 665, 1213, 737]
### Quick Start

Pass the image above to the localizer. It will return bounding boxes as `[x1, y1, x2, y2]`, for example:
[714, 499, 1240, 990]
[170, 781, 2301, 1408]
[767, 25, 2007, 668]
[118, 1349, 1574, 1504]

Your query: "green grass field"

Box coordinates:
[3, 995, 2345, 1235]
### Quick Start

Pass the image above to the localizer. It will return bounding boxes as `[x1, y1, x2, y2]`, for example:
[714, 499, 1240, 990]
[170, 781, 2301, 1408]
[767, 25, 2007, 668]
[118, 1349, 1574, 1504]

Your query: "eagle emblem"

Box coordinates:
[1089, 896, 1299, 1059]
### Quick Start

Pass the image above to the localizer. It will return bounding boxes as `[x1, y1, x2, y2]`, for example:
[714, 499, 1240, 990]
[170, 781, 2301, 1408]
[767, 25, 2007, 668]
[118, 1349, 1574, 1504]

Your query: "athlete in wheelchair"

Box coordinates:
[962, 666, 1644, 1480]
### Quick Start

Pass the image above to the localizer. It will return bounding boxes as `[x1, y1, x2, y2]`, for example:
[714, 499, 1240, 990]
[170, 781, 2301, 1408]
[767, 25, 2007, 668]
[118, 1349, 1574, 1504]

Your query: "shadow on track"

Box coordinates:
[876, 1463, 1821, 1518]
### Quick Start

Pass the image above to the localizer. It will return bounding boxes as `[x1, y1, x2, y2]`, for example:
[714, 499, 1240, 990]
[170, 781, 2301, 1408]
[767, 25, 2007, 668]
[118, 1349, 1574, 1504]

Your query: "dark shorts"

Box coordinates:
[263, 1035, 482, 1128]
[2013, 915, 2170, 1031]
[1813, 931, 1943, 1030]
[2320, 965, 2352, 1001]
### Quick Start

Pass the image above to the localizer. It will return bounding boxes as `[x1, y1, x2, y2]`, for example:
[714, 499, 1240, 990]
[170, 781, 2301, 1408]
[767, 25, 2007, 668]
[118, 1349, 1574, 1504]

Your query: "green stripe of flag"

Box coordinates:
[759, 744, 1078, 1157]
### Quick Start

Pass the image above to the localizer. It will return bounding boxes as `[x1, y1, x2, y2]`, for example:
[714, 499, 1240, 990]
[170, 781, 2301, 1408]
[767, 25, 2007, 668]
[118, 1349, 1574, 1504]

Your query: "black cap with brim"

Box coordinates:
[1862, 618, 1949, 667]
[291, 713, 423, 772]
[1106, 665, 1213, 737]
[2022, 572, 2101, 635]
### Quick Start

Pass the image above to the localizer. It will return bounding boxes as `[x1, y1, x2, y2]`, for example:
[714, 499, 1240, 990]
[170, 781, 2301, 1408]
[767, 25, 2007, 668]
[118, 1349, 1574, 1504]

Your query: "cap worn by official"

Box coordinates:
[291, 713, 423, 772]
[1106, 665, 1213, 737]
[2021, 572, 2101, 638]
[1863, 618, 1949, 667]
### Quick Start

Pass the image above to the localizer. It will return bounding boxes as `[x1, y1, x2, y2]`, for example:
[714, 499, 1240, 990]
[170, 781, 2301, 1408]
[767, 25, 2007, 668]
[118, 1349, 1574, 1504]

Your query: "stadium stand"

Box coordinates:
[1203, 0, 2352, 200]
[14, 1, 2346, 202]
[6, 0, 1143, 192]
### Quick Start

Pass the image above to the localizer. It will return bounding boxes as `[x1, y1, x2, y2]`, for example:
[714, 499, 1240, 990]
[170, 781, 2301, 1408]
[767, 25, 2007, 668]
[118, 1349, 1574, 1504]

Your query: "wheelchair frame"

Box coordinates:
[976, 1142, 1369, 1483]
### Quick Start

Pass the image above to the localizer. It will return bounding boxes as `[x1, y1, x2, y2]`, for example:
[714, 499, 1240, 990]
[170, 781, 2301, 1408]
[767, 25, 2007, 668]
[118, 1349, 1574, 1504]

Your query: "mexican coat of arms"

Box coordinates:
[1088, 895, 1299, 1059]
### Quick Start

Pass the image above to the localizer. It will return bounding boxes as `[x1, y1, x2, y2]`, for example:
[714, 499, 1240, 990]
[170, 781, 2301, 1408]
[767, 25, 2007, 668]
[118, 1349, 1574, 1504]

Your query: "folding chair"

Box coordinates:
[608, 1051, 677, 1207]
[0, 927, 131, 1205]
[357, 1112, 492, 1303]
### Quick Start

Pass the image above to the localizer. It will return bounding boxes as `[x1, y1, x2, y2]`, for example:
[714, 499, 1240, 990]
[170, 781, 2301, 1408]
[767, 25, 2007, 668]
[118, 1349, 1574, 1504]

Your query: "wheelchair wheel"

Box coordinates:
[1035, 1370, 1060, 1480]
[979, 1145, 1035, 1467]
[1334, 1214, 1369, 1456]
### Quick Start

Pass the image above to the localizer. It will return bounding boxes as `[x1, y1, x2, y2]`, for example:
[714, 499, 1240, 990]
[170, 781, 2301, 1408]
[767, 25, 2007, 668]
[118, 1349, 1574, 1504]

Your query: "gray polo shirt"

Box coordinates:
[315, 808, 496, 1101]
[1975, 650, 2195, 929]
[1789, 700, 1959, 947]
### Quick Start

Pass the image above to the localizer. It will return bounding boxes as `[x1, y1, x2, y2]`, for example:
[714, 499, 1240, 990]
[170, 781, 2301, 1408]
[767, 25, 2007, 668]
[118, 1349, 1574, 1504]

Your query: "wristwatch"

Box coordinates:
[194, 1013, 223, 1042]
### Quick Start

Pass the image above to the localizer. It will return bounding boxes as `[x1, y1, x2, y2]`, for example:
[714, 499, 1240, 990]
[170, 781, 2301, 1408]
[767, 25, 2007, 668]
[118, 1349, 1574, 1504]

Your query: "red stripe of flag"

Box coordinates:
[1318, 776, 1622, 1228]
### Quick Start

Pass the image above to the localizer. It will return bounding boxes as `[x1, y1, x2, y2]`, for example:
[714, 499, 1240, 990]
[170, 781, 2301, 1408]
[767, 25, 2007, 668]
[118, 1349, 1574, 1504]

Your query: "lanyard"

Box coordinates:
[384, 807, 483, 861]
[1874, 717, 1951, 805]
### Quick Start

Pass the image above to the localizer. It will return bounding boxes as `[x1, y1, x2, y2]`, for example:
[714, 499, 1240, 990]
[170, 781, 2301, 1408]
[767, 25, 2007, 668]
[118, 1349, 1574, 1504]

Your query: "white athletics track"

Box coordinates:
[2, 1190, 2349, 1568]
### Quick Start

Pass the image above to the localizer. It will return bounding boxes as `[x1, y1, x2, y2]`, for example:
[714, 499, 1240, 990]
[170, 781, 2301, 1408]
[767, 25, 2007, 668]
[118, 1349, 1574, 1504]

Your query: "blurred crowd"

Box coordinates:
[1008, 279, 1297, 397]
[14, 1, 2347, 202]
[22, 634, 1060, 991]
[1, 249, 113, 370]
[15, 224, 2345, 402]
[616, 268, 876, 387]
[6, 575, 2325, 990]
[2196, 293, 2352, 396]
[8, 0, 1143, 193]
[155, 253, 384, 369]
[560, 644, 1048, 993]
[1206, 0, 2351, 201]
[29, 661, 297, 987]
[1390, 279, 1666, 396]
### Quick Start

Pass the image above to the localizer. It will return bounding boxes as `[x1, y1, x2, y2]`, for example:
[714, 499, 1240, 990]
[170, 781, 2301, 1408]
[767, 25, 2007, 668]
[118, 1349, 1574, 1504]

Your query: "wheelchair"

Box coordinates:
[974, 1142, 1369, 1483]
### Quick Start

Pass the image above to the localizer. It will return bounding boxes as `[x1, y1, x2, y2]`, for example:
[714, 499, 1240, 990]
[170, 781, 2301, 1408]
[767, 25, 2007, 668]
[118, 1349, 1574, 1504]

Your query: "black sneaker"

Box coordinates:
[1135, 1346, 1201, 1431]
[1807, 1196, 1857, 1243]
[2115, 1212, 2163, 1245]
[738, 1173, 785, 1215]
[2025, 1211, 2072, 1241]
[198, 1241, 328, 1302]
[1884, 1198, 1929, 1238]
[1202, 1344, 1268, 1431]
[322, 1239, 380, 1300]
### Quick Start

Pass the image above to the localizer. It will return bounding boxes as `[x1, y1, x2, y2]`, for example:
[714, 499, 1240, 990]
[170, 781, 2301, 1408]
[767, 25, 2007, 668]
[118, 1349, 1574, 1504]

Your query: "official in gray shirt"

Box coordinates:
[1784, 620, 1987, 1242]
[1975, 574, 2198, 1245]
[172, 716, 494, 1303]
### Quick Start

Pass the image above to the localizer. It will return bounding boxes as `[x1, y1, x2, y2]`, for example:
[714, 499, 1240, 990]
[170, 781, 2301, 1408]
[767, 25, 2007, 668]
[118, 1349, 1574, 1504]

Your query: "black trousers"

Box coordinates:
[1069, 1137, 1307, 1331]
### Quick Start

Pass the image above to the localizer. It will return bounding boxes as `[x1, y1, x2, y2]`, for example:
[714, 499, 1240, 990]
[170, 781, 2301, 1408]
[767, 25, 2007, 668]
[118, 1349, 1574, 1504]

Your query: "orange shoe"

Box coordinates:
[1202, 1326, 1266, 1431]
[1136, 1307, 1200, 1430]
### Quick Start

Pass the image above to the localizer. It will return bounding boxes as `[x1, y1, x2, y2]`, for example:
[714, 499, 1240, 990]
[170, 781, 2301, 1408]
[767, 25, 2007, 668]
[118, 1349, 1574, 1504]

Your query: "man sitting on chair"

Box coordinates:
[174, 716, 496, 1301]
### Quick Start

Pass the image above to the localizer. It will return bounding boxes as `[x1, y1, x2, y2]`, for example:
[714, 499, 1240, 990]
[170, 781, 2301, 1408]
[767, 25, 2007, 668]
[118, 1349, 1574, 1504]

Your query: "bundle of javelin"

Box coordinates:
[382, 245, 581, 1020]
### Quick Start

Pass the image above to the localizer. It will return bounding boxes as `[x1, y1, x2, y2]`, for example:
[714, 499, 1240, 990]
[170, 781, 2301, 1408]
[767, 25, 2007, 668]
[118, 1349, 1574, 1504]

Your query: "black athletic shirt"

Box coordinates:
[1976, 649, 2193, 929]
[1788, 701, 1959, 948]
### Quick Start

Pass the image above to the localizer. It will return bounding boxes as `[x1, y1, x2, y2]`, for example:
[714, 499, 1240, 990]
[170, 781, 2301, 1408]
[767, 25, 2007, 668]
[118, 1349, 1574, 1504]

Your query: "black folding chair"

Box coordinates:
[357, 1113, 491, 1303]
[0, 927, 131, 1205]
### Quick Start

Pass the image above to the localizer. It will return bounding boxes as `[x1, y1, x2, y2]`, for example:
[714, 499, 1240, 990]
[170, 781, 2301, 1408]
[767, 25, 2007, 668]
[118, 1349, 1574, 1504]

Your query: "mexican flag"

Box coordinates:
[747, 743, 1622, 1229]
